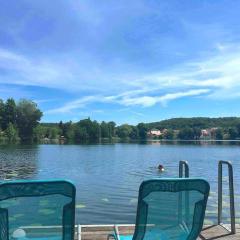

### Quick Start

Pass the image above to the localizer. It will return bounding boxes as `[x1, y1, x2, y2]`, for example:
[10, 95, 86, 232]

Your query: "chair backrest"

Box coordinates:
[133, 178, 210, 240]
[0, 180, 76, 240]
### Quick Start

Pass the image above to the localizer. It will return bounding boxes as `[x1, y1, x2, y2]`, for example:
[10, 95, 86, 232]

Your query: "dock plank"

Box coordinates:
[77, 224, 240, 240]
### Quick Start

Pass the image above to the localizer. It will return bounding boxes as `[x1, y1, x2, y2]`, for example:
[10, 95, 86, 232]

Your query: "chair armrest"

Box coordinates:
[107, 225, 120, 240]
[114, 225, 120, 240]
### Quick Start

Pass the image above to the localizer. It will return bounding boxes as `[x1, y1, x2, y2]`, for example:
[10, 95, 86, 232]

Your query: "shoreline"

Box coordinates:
[2, 139, 240, 146]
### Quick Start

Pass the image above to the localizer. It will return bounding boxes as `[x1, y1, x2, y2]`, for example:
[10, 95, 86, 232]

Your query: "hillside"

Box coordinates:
[145, 117, 240, 130]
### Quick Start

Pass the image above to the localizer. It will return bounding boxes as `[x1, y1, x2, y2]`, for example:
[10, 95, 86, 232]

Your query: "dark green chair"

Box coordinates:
[108, 178, 210, 240]
[0, 180, 76, 240]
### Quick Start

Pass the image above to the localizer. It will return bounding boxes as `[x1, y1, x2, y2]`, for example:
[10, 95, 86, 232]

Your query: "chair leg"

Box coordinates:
[108, 234, 116, 240]
[114, 225, 120, 240]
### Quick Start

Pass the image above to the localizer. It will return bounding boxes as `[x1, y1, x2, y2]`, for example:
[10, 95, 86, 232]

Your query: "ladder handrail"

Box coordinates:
[218, 160, 236, 234]
[179, 160, 189, 178]
[178, 161, 190, 225]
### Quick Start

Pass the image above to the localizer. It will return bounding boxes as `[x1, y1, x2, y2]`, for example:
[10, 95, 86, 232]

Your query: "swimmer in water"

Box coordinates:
[158, 164, 165, 172]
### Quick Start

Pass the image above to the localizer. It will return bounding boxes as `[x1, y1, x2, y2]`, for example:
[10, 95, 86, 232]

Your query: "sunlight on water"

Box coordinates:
[101, 198, 109, 202]
[76, 204, 86, 209]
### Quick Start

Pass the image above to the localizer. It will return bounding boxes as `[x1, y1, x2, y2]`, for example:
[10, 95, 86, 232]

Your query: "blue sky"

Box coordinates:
[0, 0, 240, 124]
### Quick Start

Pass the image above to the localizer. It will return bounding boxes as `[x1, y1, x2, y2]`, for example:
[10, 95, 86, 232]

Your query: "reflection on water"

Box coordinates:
[0, 142, 240, 224]
[0, 145, 39, 179]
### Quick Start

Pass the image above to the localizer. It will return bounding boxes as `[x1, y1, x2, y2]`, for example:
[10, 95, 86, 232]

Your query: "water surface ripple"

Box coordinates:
[0, 143, 239, 224]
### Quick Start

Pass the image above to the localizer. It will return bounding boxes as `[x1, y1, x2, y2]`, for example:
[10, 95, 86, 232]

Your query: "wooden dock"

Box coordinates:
[76, 224, 240, 240]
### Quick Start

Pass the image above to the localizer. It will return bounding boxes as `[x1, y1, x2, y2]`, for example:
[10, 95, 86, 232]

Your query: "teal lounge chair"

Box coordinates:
[108, 178, 210, 240]
[0, 180, 76, 240]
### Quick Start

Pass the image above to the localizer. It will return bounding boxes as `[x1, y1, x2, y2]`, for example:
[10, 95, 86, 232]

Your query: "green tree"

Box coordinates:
[116, 124, 132, 139]
[16, 99, 43, 141]
[228, 127, 238, 140]
[50, 127, 59, 139]
[108, 121, 116, 138]
[100, 121, 109, 138]
[88, 120, 100, 140]
[0, 99, 4, 129]
[74, 126, 88, 142]
[58, 121, 64, 135]
[137, 123, 148, 139]
[178, 128, 194, 140]
[193, 127, 201, 140]
[164, 129, 174, 140]
[74, 118, 100, 141]
[215, 128, 223, 140]
[61, 121, 74, 139]
[236, 123, 240, 138]
[44, 127, 59, 139]
[33, 125, 46, 142]
[5, 123, 19, 142]
[129, 126, 139, 139]
[2, 98, 17, 130]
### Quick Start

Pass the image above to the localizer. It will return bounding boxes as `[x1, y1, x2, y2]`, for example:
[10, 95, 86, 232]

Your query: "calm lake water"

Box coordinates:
[0, 142, 240, 224]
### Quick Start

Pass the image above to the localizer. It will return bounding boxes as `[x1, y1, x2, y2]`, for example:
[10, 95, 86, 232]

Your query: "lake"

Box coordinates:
[0, 142, 240, 225]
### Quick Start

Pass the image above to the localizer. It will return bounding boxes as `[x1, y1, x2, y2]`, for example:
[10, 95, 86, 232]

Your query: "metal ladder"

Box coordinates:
[178, 160, 236, 234]
[178, 161, 189, 224]
[179, 160, 189, 178]
[218, 160, 236, 234]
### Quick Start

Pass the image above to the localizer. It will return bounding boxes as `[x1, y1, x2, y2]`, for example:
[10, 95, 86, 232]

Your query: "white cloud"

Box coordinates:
[45, 96, 100, 114]
[119, 89, 210, 107]
[0, 48, 73, 89]
[131, 49, 240, 93]
[46, 89, 210, 114]
[2, 43, 240, 114]
[0, 48, 132, 93]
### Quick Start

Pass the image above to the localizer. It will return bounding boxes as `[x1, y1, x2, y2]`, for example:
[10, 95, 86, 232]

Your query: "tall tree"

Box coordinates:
[62, 121, 74, 139]
[164, 129, 174, 140]
[2, 98, 17, 130]
[74, 126, 88, 142]
[193, 127, 201, 140]
[0, 99, 4, 129]
[33, 125, 46, 142]
[178, 128, 194, 140]
[108, 121, 116, 138]
[74, 118, 100, 141]
[116, 124, 132, 139]
[5, 123, 19, 142]
[129, 126, 139, 139]
[58, 120, 64, 135]
[228, 127, 238, 140]
[16, 99, 42, 141]
[215, 128, 223, 140]
[137, 123, 148, 139]
[100, 121, 109, 138]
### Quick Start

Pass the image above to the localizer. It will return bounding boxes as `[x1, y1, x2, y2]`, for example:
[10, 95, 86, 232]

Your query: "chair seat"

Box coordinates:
[119, 235, 133, 240]
[119, 228, 188, 240]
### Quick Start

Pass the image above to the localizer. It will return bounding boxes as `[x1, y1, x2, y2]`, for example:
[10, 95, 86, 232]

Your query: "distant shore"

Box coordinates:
[2, 137, 240, 146]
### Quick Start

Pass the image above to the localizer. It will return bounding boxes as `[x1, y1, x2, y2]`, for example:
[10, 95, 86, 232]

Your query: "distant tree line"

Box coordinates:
[37, 117, 240, 142]
[2, 99, 240, 143]
[35, 119, 149, 143]
[0, 98, 42, 143]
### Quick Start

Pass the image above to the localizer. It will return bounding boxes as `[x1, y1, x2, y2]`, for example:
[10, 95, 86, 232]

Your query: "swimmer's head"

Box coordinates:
[158, 164, 165, 172]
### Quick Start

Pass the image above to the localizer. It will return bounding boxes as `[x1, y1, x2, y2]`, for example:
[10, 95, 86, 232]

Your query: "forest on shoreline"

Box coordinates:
[1, 98, 240, 144]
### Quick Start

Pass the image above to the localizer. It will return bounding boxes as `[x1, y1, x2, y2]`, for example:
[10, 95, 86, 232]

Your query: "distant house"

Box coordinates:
[147, 129, 162, 137]
[201, 129, 210, 137]
[200, 128, 218, 139]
